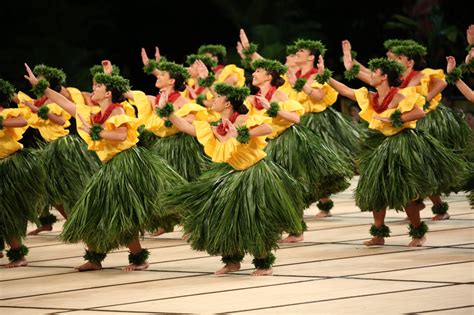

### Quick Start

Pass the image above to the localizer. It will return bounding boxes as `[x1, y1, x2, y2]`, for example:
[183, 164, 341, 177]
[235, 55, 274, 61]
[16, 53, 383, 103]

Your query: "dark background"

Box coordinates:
[2, 0, 472, 98]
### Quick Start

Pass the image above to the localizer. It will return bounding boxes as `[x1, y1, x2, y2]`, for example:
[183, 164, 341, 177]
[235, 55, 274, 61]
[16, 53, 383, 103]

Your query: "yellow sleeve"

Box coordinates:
[175, 103, 208, 122]
[419, 68, 445, 112]
[193, 118, 267, 170]
[130, 90, 153, 120]
[217, 64, 246, 87]
[75, 103, 98, 143]
[282, 82, 338, 113]
[280, 99, 305, 116]
[193, 120, 239, 163]
[267, 100, 305, 138]
[66, 87, 86, 105]
[16, 91, 34, 106]
[127, 91, 180, 137]
[355, 87, 425, 136]
[354, 87, 374, 123]
[89, 114, 139, 163]
[0, 108, 30, 158]
[121, 101, 137, 118]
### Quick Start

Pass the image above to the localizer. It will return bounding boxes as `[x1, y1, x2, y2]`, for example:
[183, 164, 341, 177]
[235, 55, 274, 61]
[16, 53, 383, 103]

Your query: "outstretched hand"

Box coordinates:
[287, 68, 297, 85]
[23, 63, 39, 86]
[465, 47, 474, 64]
[223, 118, 238, 138]
[239, 28, 250, 48]
[255, 95, 270, 109]
[154, 46, 161, 62]
[196, 59, 209, 79]
[317, 55, 325, 75]
[157, 90, 168, 109]
[446, 56, 456, 74]
[186, 85, 197, 100]
[236, 41, 245, 59]
[102, 60, 113, 75]
[141, 48, 150, 66]
[467, 24, 474, 45]
[342, 40, 354, 70]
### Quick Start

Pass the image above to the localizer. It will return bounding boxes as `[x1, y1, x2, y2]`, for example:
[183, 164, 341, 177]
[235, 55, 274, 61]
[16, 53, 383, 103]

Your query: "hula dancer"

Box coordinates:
[24, 64, 185, 271]
[132, 59, 211, 236]
[16, 65, 100, 235]
[1, 78, 46, 268]
[280, 39, 359, 218]
[161, 83, 303, 276]
[246, 59, 353, 243]
[392, 42, 471, 220]
[321, 55, 465, 246]
[134, 59, 211, 180]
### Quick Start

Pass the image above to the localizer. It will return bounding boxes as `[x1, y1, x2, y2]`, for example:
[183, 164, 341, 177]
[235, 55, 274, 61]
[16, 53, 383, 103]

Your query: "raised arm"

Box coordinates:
[156, 90, 197, 136]
[2, 115, 28, 128]
[318, 55, 357, 101]
[24, 63, 77, 117]
[77, 112, 128, 141]
[22, 100, 66, 125]
[168, 113, 197, 136]
[248, 123, 272, 137]
[239, 29, 263, 60]
[447, 56, 474, 102]
[254, 95, 300, 123]
[342, 40, 371, 84]
[426, 76, 447, 102]
[141, 48, 160, 77]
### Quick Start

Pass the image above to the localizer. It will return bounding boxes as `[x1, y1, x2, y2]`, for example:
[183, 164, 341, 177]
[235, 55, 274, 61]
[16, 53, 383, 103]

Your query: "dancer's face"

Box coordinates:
[370, 69, 385, 87]
[155, 71, 174, 89]
[295, 49, 314, 65]
[251, 68, 271, 86]
[91, 83, 110, 103]
[211, 95, 230, 113]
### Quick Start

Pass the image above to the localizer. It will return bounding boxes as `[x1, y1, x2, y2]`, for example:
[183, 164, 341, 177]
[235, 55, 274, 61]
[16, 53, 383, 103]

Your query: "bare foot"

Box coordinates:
[122, 262, 149, 271]
[315, 211, 332, 218]
[152, 227, 166, 237]
[214, 263, 241, 275]
[251, 268, 273, 276]
[432, 213, 450, 221]
[408, 236, 426, 247]
[75, 261, 102, 272]
[279, 234, 304, 243]
[4, 258, 27, 268]
[363, 237, 385, 246]
[182, 234, 189, 241]
[28, 224, 53, 235]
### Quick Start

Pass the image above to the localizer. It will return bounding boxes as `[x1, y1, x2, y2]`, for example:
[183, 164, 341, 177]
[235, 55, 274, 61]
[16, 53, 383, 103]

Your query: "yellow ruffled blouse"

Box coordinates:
[216, 64, 246, 87]
[17, 92, 71, 142]
[245, 98, 305, 139]
[193, 115, 271, 170]
[130, 90, 208, 137]
[279, 78, 338, 113]
[0, 108, 30, 159]
[354, 87, 425, 136]
[75, 103, 139, 163]
[401, 69, 445, 113]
